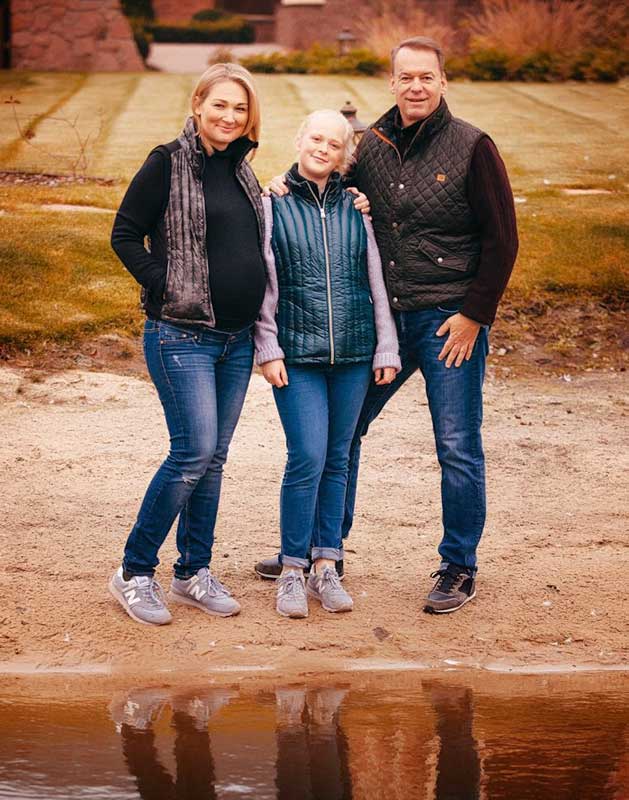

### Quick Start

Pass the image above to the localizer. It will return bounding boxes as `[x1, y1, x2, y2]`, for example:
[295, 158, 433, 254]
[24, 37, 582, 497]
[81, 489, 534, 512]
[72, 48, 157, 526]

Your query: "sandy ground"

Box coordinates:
[0, 363, 627, 678]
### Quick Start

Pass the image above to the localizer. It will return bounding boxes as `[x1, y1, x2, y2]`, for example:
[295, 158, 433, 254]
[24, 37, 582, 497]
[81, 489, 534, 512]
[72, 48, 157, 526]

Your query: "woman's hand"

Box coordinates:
[262, 359, 289, 387]
[374, 367, 396, 385]
[263, 174, 289, 197]
[346, 187, 370, 215]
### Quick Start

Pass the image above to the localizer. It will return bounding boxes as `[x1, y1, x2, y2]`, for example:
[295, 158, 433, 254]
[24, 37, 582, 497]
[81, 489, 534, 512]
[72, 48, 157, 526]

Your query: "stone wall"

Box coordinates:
[152, 0, 215, 21]
[11, 0, 144, 71]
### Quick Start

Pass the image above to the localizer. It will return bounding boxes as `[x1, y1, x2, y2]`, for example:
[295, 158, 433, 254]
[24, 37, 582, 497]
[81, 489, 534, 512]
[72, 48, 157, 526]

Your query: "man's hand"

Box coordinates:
[374, 366, 396, 385]
[346, 186, 370, 215]
[261, 359, 289, 387]
[436, 313, 482, 368]
[264, 174, 289, 197]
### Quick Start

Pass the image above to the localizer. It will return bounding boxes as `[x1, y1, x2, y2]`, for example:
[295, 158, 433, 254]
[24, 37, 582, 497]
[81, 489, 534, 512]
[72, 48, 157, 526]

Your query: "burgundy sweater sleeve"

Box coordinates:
[460, 136, 519, 326]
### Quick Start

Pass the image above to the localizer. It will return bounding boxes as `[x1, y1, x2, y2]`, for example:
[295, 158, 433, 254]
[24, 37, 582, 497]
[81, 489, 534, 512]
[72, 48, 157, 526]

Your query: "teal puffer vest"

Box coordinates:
[271, 169, 375, 365]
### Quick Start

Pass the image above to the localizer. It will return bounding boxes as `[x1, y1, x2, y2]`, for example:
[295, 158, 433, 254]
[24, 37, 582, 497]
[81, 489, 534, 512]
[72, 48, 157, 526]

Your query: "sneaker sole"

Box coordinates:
[306, 586, 353, 613]
[423, 590, 477, 614]
[169, 591, 241, 617]
[276, 606, 309, 619]
[108, 579, 172, 626]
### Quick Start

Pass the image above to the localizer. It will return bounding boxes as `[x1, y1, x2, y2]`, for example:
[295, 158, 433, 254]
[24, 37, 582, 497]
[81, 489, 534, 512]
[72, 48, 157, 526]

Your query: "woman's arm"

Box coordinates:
[110, 150, 169, 294]
[254, 196, 285, 366]
[364, 216, 401, 373]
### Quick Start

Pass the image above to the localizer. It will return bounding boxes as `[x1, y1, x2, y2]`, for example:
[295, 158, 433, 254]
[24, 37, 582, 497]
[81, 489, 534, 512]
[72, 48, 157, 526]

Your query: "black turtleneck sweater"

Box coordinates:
[111, 137, 266, 331]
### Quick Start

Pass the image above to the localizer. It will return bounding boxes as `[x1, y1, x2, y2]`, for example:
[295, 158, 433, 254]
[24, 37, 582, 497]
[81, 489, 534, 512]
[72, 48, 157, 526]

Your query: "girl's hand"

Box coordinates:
[262, 359, 289, 387]
[374, 367, 396, 385]
[263, 174, 289, 197]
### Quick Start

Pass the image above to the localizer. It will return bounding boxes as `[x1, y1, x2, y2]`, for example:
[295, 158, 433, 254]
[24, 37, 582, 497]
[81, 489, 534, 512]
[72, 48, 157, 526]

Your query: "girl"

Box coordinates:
[255, 110, 401, 618]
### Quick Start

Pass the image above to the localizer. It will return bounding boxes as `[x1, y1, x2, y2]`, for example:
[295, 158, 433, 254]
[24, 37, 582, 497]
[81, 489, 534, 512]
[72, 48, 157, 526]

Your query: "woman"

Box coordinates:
[255, 110, 401, 619]
[109, 64, 266, 626]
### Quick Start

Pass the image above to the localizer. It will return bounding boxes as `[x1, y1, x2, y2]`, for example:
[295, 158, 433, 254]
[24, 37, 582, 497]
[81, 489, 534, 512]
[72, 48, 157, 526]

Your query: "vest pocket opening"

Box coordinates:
[418, 238, 470, 272]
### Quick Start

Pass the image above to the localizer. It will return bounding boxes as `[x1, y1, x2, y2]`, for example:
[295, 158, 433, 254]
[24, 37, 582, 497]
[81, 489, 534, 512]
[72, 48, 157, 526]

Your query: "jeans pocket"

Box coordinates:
[436, 306, 461, 315]
[158, 322, 198, 344]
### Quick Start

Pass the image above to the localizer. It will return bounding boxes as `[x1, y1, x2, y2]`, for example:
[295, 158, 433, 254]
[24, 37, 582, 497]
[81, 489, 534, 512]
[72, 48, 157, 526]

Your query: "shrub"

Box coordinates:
[514, 50, 567, 82]
[240, 45, 387, 75]
[192, 9, 225, 23]
[465, 48, 512, 80]
[146, 18, 255, 44]
[120, 0, 154, 21]
[570, 49, 627, 82]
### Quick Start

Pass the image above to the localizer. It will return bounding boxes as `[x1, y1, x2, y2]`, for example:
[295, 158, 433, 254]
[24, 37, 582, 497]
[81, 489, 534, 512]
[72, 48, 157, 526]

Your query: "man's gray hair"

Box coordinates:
[391, 36, 445, 74]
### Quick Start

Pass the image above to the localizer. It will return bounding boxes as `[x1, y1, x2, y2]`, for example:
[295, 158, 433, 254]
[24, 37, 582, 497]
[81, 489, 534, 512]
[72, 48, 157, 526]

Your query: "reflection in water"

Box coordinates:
[0, 675, 627, 799]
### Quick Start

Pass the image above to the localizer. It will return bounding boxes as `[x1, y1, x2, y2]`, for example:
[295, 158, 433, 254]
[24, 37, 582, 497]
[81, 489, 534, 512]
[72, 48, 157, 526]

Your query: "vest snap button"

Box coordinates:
[437, 257, 443, 263]
[389, 182, 394, 188]
[399, 183, 404, 189]
[392, 222, 398, 229]
[389, 260, 395, 267]
[392, 296, 399, 303]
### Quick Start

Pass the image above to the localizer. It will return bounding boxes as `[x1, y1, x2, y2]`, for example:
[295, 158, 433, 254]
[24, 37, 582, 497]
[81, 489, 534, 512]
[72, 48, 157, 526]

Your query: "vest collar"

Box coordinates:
[372, 98, 452, 155]
[286, 163, 343, 204]
[178, 116, 257, 178]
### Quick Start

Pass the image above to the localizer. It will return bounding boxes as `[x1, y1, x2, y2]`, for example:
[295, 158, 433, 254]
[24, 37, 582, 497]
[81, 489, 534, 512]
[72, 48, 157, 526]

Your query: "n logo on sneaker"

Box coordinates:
[190, 585, 206, 601]
[124, 589, 141, 606]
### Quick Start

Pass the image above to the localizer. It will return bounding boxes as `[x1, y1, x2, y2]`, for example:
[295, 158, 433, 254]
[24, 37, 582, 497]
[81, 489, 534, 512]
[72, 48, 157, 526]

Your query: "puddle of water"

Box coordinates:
[0, 672, 627, 799]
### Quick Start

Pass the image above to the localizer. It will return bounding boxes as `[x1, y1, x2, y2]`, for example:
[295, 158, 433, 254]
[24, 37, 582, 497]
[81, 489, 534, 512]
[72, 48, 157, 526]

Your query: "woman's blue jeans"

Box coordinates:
[273, 363, 372, 568]
[122, 320, 253, 579]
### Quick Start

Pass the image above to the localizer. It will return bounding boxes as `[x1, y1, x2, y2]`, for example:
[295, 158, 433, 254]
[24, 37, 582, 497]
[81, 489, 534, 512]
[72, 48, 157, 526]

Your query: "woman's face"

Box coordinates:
[297, 115, 347, 184]
[193, 80, 249, 150]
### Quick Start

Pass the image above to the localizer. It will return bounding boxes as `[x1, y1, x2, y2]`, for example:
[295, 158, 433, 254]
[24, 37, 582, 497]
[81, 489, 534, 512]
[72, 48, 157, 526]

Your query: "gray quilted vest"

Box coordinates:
[157, 117, 264, 327]
[354, 100, 485, 310]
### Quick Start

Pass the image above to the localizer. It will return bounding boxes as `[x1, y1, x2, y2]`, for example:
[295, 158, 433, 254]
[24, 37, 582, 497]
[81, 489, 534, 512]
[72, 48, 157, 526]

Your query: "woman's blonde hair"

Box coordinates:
[295, 110, 356, 174]
[190, 63, 261, 160]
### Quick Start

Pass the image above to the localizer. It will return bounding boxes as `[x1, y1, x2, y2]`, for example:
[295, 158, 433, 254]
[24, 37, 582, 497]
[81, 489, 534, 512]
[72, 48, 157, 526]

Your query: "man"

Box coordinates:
[255, 36, 518, 613]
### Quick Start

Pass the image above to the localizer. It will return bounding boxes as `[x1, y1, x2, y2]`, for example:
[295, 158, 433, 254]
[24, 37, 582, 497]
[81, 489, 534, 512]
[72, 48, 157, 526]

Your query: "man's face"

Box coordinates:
[390, 47, 447, 127]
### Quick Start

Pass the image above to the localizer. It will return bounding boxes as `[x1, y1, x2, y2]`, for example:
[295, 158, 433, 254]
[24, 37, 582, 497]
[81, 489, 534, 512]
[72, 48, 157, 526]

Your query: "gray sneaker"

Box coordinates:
[307, 566, 353, 613]
[170, 568, 241, 617]
[276, 570, 309, 618]
[109, 567, 172, 626]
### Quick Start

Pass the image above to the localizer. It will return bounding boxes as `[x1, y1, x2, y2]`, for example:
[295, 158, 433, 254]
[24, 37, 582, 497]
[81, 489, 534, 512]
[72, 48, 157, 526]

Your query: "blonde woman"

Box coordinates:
[109, 64, 265, 625]
[255, 110, 401, 618]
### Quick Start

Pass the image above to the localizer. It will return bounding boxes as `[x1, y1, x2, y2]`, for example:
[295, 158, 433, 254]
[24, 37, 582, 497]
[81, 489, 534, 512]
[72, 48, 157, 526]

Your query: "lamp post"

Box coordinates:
[340, 100, 367, 143]
[336, 27, 356, 56]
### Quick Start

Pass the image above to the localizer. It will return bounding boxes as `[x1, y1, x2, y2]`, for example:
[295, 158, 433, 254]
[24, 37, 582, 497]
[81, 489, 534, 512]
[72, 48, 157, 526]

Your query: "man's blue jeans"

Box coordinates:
[273, 363, 372, 568]
[343, 307, 488, 572]
[123, 320, 253, 579]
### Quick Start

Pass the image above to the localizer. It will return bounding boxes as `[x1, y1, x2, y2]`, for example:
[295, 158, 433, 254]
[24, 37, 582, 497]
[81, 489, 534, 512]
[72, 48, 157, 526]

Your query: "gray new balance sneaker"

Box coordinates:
[170, 568, 241, 617]
[276, 570, 309, 618]
[307, 566, 353, 613]
[109, 567, 172, 626]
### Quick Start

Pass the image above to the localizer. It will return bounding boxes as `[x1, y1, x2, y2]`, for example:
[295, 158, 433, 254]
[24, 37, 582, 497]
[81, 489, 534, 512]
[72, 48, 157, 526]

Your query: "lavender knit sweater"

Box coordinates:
[254, 196, 401, 372]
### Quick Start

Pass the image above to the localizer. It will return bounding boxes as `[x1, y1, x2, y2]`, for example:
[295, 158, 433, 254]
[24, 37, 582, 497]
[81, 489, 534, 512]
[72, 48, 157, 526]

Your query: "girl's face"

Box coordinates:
[193, 80, 249, 151]
[297, 115, 347, 184]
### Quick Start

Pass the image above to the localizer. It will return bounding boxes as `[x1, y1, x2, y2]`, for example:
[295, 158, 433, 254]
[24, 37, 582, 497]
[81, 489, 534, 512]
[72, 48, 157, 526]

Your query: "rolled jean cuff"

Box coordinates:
[281, 555, 310, 569]
[311, 547, 342, 561]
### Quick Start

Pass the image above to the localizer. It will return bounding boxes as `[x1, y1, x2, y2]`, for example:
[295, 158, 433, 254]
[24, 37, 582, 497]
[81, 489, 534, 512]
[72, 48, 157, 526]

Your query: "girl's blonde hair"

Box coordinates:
[191, 63, 261, 160]
[295, 110, 356, 174]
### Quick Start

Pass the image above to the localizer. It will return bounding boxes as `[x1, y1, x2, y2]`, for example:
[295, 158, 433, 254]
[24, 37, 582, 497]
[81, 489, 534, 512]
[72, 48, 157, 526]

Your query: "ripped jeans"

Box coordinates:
[122, 320, 253, 579]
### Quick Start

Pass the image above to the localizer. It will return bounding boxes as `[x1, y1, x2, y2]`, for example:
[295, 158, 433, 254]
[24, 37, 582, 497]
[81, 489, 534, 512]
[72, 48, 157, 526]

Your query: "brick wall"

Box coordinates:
[11, 0, 144, 71]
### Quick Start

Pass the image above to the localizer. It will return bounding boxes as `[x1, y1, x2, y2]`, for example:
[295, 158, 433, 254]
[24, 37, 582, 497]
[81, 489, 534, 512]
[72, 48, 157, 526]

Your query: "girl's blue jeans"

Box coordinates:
[122, 320, 253, 579]
[273, 362, 372, 568]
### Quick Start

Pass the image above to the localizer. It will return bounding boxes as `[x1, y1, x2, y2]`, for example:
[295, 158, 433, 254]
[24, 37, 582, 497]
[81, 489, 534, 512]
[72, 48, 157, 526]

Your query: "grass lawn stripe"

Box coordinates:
[95, 73, 195, 181]
[0, 72, 87, 168]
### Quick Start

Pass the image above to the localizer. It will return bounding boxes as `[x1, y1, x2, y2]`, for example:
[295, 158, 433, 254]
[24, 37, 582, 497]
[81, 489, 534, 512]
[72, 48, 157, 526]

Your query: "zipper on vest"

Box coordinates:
[306, 183, 335, 365]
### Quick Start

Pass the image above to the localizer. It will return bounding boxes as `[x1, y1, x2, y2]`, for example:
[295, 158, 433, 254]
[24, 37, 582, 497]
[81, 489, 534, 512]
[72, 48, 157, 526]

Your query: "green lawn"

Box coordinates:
[0, 71, 627, 347]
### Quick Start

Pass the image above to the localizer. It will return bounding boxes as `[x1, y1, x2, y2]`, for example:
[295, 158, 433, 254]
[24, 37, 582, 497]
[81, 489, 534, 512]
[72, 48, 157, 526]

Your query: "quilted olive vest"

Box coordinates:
[353, 100, 485, 311]
[271, 170, 376, 365]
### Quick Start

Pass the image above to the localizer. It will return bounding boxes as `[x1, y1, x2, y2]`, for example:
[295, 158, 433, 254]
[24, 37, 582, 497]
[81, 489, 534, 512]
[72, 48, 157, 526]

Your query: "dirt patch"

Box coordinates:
[0, 364, 627, 676]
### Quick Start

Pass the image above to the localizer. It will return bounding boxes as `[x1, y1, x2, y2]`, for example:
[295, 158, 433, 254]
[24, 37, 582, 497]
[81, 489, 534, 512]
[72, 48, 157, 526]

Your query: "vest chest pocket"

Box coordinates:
[418, 238, 471, 272]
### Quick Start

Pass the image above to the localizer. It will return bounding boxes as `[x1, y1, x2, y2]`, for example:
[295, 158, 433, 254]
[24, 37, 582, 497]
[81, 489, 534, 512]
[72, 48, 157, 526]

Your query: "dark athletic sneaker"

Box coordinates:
[423, 564, 476, 614]
[254, 553, 344, 581]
